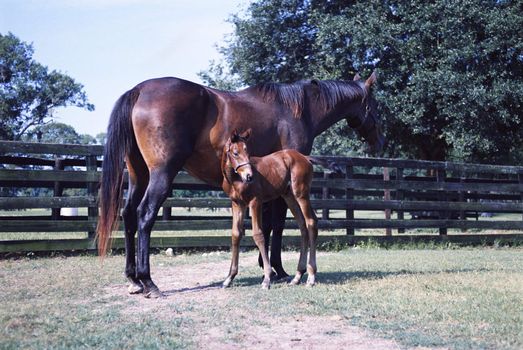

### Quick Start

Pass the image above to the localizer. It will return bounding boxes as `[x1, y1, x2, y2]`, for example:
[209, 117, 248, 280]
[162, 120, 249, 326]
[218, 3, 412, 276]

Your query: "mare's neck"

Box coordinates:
[310, 97, 361, 137]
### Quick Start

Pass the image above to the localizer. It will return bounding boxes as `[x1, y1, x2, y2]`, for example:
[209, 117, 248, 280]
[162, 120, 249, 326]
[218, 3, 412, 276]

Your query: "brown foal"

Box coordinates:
[221, 129, 319, 289]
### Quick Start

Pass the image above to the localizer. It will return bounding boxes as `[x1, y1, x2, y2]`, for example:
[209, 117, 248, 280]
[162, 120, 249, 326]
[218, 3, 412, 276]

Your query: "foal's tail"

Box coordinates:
[96, 88, 139, 257]
[307, 157, 344, 174]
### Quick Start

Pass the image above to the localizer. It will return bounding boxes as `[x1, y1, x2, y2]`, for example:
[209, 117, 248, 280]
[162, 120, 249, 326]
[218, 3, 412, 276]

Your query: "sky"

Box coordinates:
[0, 0, 247, 137]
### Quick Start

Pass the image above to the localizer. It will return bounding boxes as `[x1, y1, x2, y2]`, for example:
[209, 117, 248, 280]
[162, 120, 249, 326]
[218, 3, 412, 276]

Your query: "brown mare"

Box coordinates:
[97, 73, 384, 298]
[221, 129, 319, 289]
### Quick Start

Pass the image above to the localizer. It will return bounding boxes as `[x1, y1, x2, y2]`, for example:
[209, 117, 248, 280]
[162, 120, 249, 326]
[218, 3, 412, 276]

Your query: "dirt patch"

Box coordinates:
[198, 314, 403, 350]
[102, 253, 438, 349]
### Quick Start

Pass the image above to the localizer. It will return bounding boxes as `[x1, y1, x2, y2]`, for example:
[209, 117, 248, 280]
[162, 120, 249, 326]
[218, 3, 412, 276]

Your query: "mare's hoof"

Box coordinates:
[144, 287, 164, 299]
[128, 283, 144, 294]
[270, 271, 291, 283]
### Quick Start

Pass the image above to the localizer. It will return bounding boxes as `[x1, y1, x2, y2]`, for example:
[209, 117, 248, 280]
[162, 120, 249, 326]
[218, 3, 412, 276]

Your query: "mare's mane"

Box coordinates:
[256, 79, 366, 118]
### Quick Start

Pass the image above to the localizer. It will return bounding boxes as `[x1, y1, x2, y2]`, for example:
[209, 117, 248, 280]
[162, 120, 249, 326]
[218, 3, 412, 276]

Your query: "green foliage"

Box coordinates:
[0, 32, 94, 141]
[201, 0, 523, 163]
[23, 122, 97, 144]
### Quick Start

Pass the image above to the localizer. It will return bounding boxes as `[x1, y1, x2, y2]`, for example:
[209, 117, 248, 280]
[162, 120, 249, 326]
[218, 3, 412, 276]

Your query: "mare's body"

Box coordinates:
[97, 74, 383, 297]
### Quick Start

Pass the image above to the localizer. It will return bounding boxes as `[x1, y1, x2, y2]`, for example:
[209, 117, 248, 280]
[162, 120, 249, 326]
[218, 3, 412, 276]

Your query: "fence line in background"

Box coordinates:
[1, 140, 522, 253]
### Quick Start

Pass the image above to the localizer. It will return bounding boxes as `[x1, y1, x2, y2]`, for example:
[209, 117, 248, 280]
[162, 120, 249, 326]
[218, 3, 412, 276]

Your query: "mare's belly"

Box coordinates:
[183, 153, 222, 187]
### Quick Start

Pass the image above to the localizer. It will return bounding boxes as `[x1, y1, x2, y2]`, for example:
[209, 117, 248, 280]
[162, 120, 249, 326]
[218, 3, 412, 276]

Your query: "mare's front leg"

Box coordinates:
[251, 200, 272, 289]
[223, 202, 246, 288]
[259, 197, 290, 280]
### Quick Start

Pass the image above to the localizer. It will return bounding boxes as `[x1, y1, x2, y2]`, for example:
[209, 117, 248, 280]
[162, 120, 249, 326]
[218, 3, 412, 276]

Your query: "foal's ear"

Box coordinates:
[239, 128, 252, 140]
[230, 129, 240, 143]
[365, 71, 377, 89]
[353, 73, 361, 81]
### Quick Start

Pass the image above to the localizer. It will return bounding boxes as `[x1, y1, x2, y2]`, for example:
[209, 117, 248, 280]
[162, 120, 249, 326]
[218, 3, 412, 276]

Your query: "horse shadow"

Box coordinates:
[158, 267, 492, 297]
[162, 282, 223, 296]
[229, 267, 492, 287]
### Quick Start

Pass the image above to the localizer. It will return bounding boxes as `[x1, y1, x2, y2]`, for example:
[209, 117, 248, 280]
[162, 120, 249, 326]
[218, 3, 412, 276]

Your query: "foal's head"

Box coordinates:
[224, 129, 253, 183]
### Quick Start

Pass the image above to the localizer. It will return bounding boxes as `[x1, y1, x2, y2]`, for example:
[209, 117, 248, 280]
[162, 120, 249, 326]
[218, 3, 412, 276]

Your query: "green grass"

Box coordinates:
[0, 247, 521, 349]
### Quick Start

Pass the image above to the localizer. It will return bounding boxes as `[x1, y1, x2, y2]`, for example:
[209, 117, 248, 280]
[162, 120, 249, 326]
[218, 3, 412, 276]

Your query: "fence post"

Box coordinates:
[322, 171, 330, 220]
[52, 158, 64, 220]
[86, 155, 98, 239]
[437, 169, 447, 235]
[345, 164, 354, 235]
[162, 186, 172, 221]
[459, 174, 466, 232]
[396, 167, 405, 233]
[383, 167, 391, 236]
[519, 172, 523, 221]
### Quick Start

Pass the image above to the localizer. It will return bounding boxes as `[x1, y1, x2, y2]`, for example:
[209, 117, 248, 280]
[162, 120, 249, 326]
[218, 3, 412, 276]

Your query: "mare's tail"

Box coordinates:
[96, 88, 139, 257]
[307, 157, 344, 174]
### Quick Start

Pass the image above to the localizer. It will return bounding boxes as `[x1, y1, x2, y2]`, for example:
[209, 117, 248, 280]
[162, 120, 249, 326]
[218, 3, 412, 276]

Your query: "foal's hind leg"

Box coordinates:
[122, 153, 148, 294]
[283, 195, 309, 285]
[296, 196, 318, 286]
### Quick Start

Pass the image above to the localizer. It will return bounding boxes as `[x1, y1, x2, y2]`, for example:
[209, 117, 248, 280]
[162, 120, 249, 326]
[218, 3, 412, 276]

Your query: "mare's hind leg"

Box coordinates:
[136, 164, 181, 298]
[122, 153, 148, 294]
[283, 195, 309, 285]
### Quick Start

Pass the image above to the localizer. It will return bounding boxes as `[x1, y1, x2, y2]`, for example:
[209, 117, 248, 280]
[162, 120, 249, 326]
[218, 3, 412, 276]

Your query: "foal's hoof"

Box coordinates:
[289, 277, 301, 286]
[222, 278, 233, 289]
[128, 283, 144, 294]
[261, 282, 271, 290]
[144, 287, 164, 299]
[306, 276, 316, 287]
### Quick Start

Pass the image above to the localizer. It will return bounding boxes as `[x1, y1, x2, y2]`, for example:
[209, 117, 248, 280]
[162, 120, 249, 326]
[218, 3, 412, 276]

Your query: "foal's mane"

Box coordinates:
[256, 79, 366, 118]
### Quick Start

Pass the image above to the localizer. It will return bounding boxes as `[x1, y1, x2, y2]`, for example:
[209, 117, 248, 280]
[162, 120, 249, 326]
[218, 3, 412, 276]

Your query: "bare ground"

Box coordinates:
[103, 252, 444, 350]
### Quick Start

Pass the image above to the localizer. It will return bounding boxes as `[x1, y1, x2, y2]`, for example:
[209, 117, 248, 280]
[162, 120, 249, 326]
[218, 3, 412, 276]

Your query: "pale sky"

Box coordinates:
[0, 0, 247, 137]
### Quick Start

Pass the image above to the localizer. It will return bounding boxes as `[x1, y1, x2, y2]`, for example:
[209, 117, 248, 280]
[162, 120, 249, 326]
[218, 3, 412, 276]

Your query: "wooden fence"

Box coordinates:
[1, 140, 522, 253]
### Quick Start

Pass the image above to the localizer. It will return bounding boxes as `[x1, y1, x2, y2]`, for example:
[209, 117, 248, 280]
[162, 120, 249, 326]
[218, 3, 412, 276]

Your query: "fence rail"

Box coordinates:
[1, 140, 522, 253]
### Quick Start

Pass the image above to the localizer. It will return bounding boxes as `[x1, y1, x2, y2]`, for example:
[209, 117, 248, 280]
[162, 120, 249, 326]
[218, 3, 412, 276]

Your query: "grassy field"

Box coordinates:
[0, 246, 522, 349]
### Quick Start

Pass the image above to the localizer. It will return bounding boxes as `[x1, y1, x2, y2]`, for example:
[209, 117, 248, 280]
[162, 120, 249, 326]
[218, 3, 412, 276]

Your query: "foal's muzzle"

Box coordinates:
[234, 162, 253, 183]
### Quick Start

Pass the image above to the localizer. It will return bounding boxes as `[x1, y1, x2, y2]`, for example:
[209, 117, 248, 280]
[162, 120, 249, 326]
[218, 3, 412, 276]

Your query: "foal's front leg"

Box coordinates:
[251, 200, 272, 289]
[223, 202, 245, 288]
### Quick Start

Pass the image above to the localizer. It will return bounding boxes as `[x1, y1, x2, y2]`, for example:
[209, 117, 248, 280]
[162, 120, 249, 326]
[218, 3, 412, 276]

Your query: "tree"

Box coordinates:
[0, 32, 94, 141]
[23, 122, 97, 144]
[201, 0, 523, 163]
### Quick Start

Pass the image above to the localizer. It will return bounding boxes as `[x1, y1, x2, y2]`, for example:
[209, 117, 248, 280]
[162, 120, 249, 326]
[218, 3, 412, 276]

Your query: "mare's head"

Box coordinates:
[348, 72, 385, 154]
[224, 129, 254, 183]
